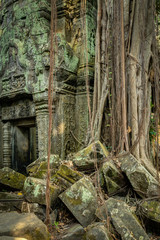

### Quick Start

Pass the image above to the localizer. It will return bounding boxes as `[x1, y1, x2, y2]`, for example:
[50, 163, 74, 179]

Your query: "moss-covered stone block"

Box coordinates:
[140, 200, 160, 223]
[55, 164, 83, 189]
[59, 177, 98, 227]
[62, 223, 85, 240]
[119, 153, 160, 198]
[0, 191, 24, 212]
[96, 198, 149, 240]
[0, 167, 26, 190]
[26, 155, 61, 179]
[23, 177, 60, 206]
[72, 141, 109, 171]
[102, 161, 126, 195]
[86, 222, 110, 240]
[0, 191, 23, 201]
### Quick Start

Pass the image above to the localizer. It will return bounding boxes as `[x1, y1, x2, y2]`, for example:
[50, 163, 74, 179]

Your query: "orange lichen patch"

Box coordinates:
[17, 192, 23, 196]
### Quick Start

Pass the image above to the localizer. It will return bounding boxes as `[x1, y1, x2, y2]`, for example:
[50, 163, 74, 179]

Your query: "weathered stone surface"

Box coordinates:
[0, 0, 97, 165]
[86, 222, 110, 240]
[0, 237, 27, 240]
[26, 155, 61, 179]
[59, 177, 98, 227]
[102, 160, 126, 195]
[0, 212, 50, 240]
[119, 153, 160, 198]
[54, 164, 83, 189]
[96, 198, 149, 240]
[0, 192, 24, 212]
[21, 202, 46, 221]
[72, 141, 109, 171]
[0, 168, 26, 190]
[0, 192, 24, 201]
[50, 209, 58, 225]
[23, 177, 59, 206]
[140, 200, 160, 223]
[62, 223, 85, 240]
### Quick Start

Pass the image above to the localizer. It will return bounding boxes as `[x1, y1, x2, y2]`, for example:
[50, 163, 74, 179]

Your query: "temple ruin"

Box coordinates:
[0, 0, 96, 173]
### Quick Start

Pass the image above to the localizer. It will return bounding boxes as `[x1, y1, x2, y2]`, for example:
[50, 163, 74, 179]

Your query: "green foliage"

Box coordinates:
[53, 221, 59, 229]
[156, 0, 160, 14]
[149, 114, 157, 141]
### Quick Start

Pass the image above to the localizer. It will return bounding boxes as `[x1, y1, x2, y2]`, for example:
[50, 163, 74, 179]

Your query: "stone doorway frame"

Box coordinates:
[2, 118, 38, 170]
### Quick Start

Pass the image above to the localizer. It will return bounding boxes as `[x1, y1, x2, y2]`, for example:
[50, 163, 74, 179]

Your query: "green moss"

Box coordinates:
[141, 200, 160, 222]
[130, 172, 149, 196]
[139, 236, 144, 240]
[0, 0, 51, 94]
[0, 167, 26, 190]
[27, 155, 60, 179]
[102, 161, 125, 195]
[57, 164, 83, 183]
[105, 177, 120, 195]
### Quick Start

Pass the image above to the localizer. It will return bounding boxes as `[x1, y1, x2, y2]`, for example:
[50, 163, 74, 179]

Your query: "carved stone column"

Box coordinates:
[0, 107, 3, 168]
[33, 91, 49, 159]
[3, 122, 11, 167]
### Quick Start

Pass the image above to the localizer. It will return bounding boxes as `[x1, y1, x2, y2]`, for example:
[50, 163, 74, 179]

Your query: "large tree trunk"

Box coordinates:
[89, 0, 159, 179]
[127, 0, 153, 160]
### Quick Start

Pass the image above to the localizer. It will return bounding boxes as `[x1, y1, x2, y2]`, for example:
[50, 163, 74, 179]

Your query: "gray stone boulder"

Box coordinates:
[26, 154, 60, 179]
[23, 177, 60, 205]
[96, 198, 149, 240]
[62, 223, 85, 240]
[0, 168, 26, 190]
[102, 160, 126, 195]
[59, 177, 98, 227]
[21, 202, 46, 221]
[86, 222, 110, 240]
[119, 153, 160, 198]
[72, 141, 109, 171]
[0, 212, 50, 240]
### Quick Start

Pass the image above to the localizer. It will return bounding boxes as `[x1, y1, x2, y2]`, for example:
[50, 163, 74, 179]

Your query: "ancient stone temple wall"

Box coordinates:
[0, 0, 96, 170]
[51, 0, 97, 158]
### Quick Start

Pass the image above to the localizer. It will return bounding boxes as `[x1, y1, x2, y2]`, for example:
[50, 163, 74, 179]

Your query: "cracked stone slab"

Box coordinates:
[62, 223, 85, 240]
[119, 153, 160, 198]
[0, 212, 50, 240]
[86, 222, 110, 240]
[59, 177, 98, 227]
[96, 198, 149, 240]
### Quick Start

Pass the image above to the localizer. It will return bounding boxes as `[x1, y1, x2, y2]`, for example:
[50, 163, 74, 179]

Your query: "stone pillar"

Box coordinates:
[0, 108, 3, 168]
[3, 122, 11, 167]
[52, 93, 76, 159]
[36, 124, 39, 159]
[33, 91, 49, 159]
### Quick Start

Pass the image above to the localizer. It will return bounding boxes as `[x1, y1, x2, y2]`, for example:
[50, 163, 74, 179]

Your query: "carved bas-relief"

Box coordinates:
[0, 0, 51, 169]
[1, 46, 26, 98]
[0, 0, 97, 170]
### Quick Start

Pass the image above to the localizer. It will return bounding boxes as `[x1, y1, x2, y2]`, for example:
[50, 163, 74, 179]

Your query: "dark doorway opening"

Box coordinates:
[11, 119, 38, 174]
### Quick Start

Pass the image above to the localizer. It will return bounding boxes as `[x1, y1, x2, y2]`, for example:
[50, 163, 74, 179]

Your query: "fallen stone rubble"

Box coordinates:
[0, 141, 160, 239]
